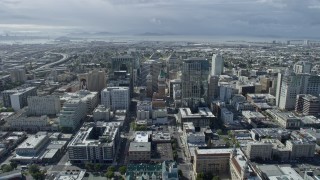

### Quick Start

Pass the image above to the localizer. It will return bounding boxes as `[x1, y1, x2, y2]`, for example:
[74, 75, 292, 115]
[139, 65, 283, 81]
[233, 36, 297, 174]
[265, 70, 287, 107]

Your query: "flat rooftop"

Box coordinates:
[17, 135, 47, 149]
[196, 148, 232, 155]
[135, 131, 149, 142]
[129, 142, 151, 152]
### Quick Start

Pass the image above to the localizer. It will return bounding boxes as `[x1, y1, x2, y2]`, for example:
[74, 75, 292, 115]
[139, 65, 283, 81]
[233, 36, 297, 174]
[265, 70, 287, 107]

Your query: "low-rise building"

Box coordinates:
[3, 111, 59, 132]
[242, 111, 266, 127]
[256, 165, 303, 180]
[152, 132, 171, 143]
[182, 122, 205, 144]
[15, 134, 49, 157]
[250, 128, 291, 141]
[245, 141, 273, 161]
[266, 109, 301, 129]
[246, 93, 276, 106]
[194, 148, 257, 179]
[286, 140, 316, 159]
[128, 142, 151, 162]
[178, 107, 215, 128]
[194, 148, 231, 176]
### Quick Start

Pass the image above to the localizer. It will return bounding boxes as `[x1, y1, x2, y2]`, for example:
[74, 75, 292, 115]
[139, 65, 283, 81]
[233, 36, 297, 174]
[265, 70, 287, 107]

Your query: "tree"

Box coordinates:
[94, 163, 101, 172]
[28, 164, 46, 180]
[107, 166, 115, 172]
[216, 129, 223, 135]
[10, 162, 18, 169]
[212, 176, 220, 180]
[196, 172, 205, 180]
[85, 163, 93, 171]
[119, 166, 127, 175]
[105, 171, 114, 179]
[1, 164, 13, 172]
[28, 164, 40, 174]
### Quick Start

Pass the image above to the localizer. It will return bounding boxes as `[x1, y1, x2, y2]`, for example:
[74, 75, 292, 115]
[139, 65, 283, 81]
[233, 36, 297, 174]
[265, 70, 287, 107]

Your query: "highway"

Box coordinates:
[33, 52, 69, 72]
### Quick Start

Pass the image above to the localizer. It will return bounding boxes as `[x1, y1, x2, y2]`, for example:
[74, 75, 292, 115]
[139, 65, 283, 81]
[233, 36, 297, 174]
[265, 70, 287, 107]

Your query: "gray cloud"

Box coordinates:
[0, 0, 319, 38]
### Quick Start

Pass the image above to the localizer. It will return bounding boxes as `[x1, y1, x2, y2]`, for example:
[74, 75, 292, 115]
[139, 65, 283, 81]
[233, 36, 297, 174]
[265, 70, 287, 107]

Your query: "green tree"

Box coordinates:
[1, 164, 13, 172]
[28, 164, 46, 180]
[107, 166, 115, 172]
[216, 129, 223, 135]
[94, 163, 101, 172]
[85, 163, 93, 171]
[119, 166, 127, 175]
[105, 171, 114, 179]
[178, 169, 183, 177]
[28, 164, 40, 174]
[10, 162, 18, 169]
[196, 172, 205, 180]
[212, 175, 220, 180]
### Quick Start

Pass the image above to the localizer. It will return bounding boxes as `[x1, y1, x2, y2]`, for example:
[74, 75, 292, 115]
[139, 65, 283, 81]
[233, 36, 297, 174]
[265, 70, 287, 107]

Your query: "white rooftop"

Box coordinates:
[17, 135, 47, 149]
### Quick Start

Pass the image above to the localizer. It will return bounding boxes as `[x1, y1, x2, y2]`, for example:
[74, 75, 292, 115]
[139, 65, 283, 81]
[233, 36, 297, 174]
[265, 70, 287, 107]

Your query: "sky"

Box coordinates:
[1, 0, 320, 38]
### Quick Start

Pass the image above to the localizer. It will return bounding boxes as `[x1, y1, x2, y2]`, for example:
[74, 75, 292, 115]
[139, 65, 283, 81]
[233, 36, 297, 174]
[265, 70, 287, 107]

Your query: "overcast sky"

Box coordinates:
[1, 0, 320, 38]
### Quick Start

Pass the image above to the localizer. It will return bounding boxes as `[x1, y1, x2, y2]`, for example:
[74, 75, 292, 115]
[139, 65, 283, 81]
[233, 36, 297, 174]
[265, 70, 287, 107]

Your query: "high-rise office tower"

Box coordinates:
[146, 73, 153, 98]
[111, 56, 139, 87]
[157, 70, 166, 98]
[276, 70, 320, 110]
[181, 58, 210, 108]
[211, 54, 224, 76]
[166, 53, 181, 80]
[207, 75, 219, 103]
[111, 56, 135, 73]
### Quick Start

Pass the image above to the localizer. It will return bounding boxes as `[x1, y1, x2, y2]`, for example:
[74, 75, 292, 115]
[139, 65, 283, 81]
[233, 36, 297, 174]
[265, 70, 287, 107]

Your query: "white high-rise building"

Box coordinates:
[101, 87, 130, 111]
[27, 95, 61, 116]
[276, 71, 320, 110]
[59, 99, 87, 130]
[211, 54, 224, 76]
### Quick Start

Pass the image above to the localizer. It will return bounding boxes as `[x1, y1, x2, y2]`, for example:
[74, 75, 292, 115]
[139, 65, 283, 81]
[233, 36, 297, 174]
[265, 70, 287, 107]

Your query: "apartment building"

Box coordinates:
[68, 122, 121, 164]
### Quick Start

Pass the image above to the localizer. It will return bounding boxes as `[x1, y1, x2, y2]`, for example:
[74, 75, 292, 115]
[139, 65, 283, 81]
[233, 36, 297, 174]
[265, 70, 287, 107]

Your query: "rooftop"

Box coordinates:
[179, 107, 215, 118]
[17, 135, 48, 149]
[134, 131, 150, 142]
[129, 142, 151, 152]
